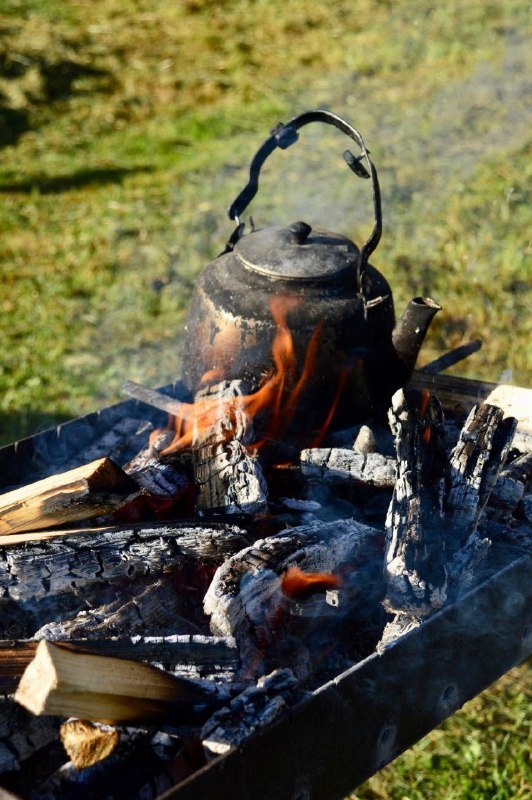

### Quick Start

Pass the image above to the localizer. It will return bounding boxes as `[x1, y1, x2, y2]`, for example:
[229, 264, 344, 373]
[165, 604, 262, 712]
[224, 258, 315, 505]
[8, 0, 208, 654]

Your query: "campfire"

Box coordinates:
[0, 110, 530, 800]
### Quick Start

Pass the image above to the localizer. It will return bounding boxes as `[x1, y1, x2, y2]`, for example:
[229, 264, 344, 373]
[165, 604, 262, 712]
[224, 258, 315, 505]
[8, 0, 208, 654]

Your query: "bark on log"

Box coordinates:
[383, 389, 448, 617]
[0, 458, 139, 535]
[300, 448, 396, 488]
[0, 522, 249, 608]
[192, 381, 268, 516]
[15, 641, 224, 724]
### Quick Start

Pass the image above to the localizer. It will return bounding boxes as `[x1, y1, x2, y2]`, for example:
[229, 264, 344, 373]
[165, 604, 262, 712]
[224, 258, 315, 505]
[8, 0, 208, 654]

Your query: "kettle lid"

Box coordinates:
[234, 220, 359, 281]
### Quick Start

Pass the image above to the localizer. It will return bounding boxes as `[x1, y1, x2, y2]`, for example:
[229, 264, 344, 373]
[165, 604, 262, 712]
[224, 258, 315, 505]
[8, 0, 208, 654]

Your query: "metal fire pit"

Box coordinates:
[0, 376, 530, 800]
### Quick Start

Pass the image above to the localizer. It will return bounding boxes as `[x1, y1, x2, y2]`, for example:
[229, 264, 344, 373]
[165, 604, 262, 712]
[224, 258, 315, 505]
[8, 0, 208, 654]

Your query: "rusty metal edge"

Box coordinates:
[159, 551, 531, 800]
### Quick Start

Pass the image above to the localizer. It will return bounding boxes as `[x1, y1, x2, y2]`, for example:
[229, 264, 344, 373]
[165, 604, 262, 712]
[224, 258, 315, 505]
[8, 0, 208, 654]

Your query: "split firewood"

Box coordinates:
[300, 447, 396, 488]
[33, 575, 202, 642]
[383, 389, 449, 618]
[15, 640, 225, 724]
[445, 403, 517, 554]
[0, 458, 140, 536]
[60, 719, 120, 769]
[192, 381, 268, 516]
[0, 636, 239, 697]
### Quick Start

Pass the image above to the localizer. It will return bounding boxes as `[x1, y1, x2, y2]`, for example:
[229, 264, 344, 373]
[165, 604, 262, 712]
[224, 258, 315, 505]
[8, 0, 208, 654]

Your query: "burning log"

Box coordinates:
[204, 518, 385, 679]
[0, 458, 139, 536]
[383, 389, 448, 618]
[0, 636, 239, 697]
[191, 380, 268, 516]
[15, 641, 224, 725]
[25, 725, 187, 800]
[300, 447, 396, 488]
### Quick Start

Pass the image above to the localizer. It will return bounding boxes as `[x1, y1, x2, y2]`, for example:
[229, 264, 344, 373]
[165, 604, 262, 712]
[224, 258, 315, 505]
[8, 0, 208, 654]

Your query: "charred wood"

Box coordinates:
[0, 521, 249, 609]
[445, 403, 517, 552]
[300, 447, 396, 488]
[192, 381, 268, 516]
[0, 700, 61, 776]
[33, 575, 202, 642]
[201, 669, 306, 760]
[0, 458, 139, 536]
[123, 429, 191, 499]
[383, 389, 448, 618]
[204, 518, 385, 679]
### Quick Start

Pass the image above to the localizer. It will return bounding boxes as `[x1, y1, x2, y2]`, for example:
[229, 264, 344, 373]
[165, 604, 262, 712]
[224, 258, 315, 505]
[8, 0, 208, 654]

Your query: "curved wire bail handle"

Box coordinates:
[227, 109, 382, 275]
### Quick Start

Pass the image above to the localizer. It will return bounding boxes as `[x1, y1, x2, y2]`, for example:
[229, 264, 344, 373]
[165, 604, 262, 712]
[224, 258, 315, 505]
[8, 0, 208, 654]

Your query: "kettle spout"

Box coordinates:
[392, 297, 441, 382]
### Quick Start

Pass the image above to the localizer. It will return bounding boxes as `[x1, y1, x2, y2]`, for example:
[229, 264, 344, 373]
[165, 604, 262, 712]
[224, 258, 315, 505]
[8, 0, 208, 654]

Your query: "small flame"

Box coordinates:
[419, 388, 432, 445]
[281, 566, 340, 601]
[161, 296, 342, 456]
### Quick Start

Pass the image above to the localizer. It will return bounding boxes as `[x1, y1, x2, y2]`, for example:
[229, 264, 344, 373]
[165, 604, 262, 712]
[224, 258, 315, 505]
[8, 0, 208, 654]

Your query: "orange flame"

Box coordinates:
[281, 566, 340, 600]
[160, 295, 347, 456]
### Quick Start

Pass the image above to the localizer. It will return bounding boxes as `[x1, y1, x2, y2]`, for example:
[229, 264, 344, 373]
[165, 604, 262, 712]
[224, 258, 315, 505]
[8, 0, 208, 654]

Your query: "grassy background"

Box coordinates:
[0, 1, 530, 797]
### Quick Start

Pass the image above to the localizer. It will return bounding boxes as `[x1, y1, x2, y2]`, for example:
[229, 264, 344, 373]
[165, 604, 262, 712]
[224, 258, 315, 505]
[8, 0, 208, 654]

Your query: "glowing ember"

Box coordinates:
[160, 296, 346, 456]
[281, 566, 340, 601]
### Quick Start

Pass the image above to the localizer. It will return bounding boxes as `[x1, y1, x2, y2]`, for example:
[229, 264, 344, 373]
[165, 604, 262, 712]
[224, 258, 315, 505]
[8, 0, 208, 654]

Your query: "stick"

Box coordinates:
[0, 458, 139, 535]
[123, 380, 188, 419]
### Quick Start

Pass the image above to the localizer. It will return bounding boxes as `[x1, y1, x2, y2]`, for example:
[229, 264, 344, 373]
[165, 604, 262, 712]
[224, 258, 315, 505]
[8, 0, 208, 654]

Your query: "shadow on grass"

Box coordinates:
[0, 165, 154, 194]
[0, 410, 72, 448]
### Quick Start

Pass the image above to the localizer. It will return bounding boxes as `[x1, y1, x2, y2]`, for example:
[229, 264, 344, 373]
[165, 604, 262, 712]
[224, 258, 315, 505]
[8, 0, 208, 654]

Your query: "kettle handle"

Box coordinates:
[227, 109, 382, 271]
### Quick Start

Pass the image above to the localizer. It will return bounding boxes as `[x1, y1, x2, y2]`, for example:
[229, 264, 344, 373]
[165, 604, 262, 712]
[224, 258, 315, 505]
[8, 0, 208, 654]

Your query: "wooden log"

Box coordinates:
[0, 521, 249, 609]
[192, 381, 268, 516]
[204, 518, 385, 680]
[0, 458, 139, 536]
[0, 636, 239, 696]
[33, 575, 201, 642]
[15, 641, 222, 724]
[300, 447, 396, 489]
[383, 388, 449, 617]
[445, 403, 517, 552]
[60, 719, 120, 769]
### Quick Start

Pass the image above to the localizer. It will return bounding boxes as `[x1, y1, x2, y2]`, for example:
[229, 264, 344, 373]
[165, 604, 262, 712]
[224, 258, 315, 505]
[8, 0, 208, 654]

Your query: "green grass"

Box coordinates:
[0, 1, 530, 796]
